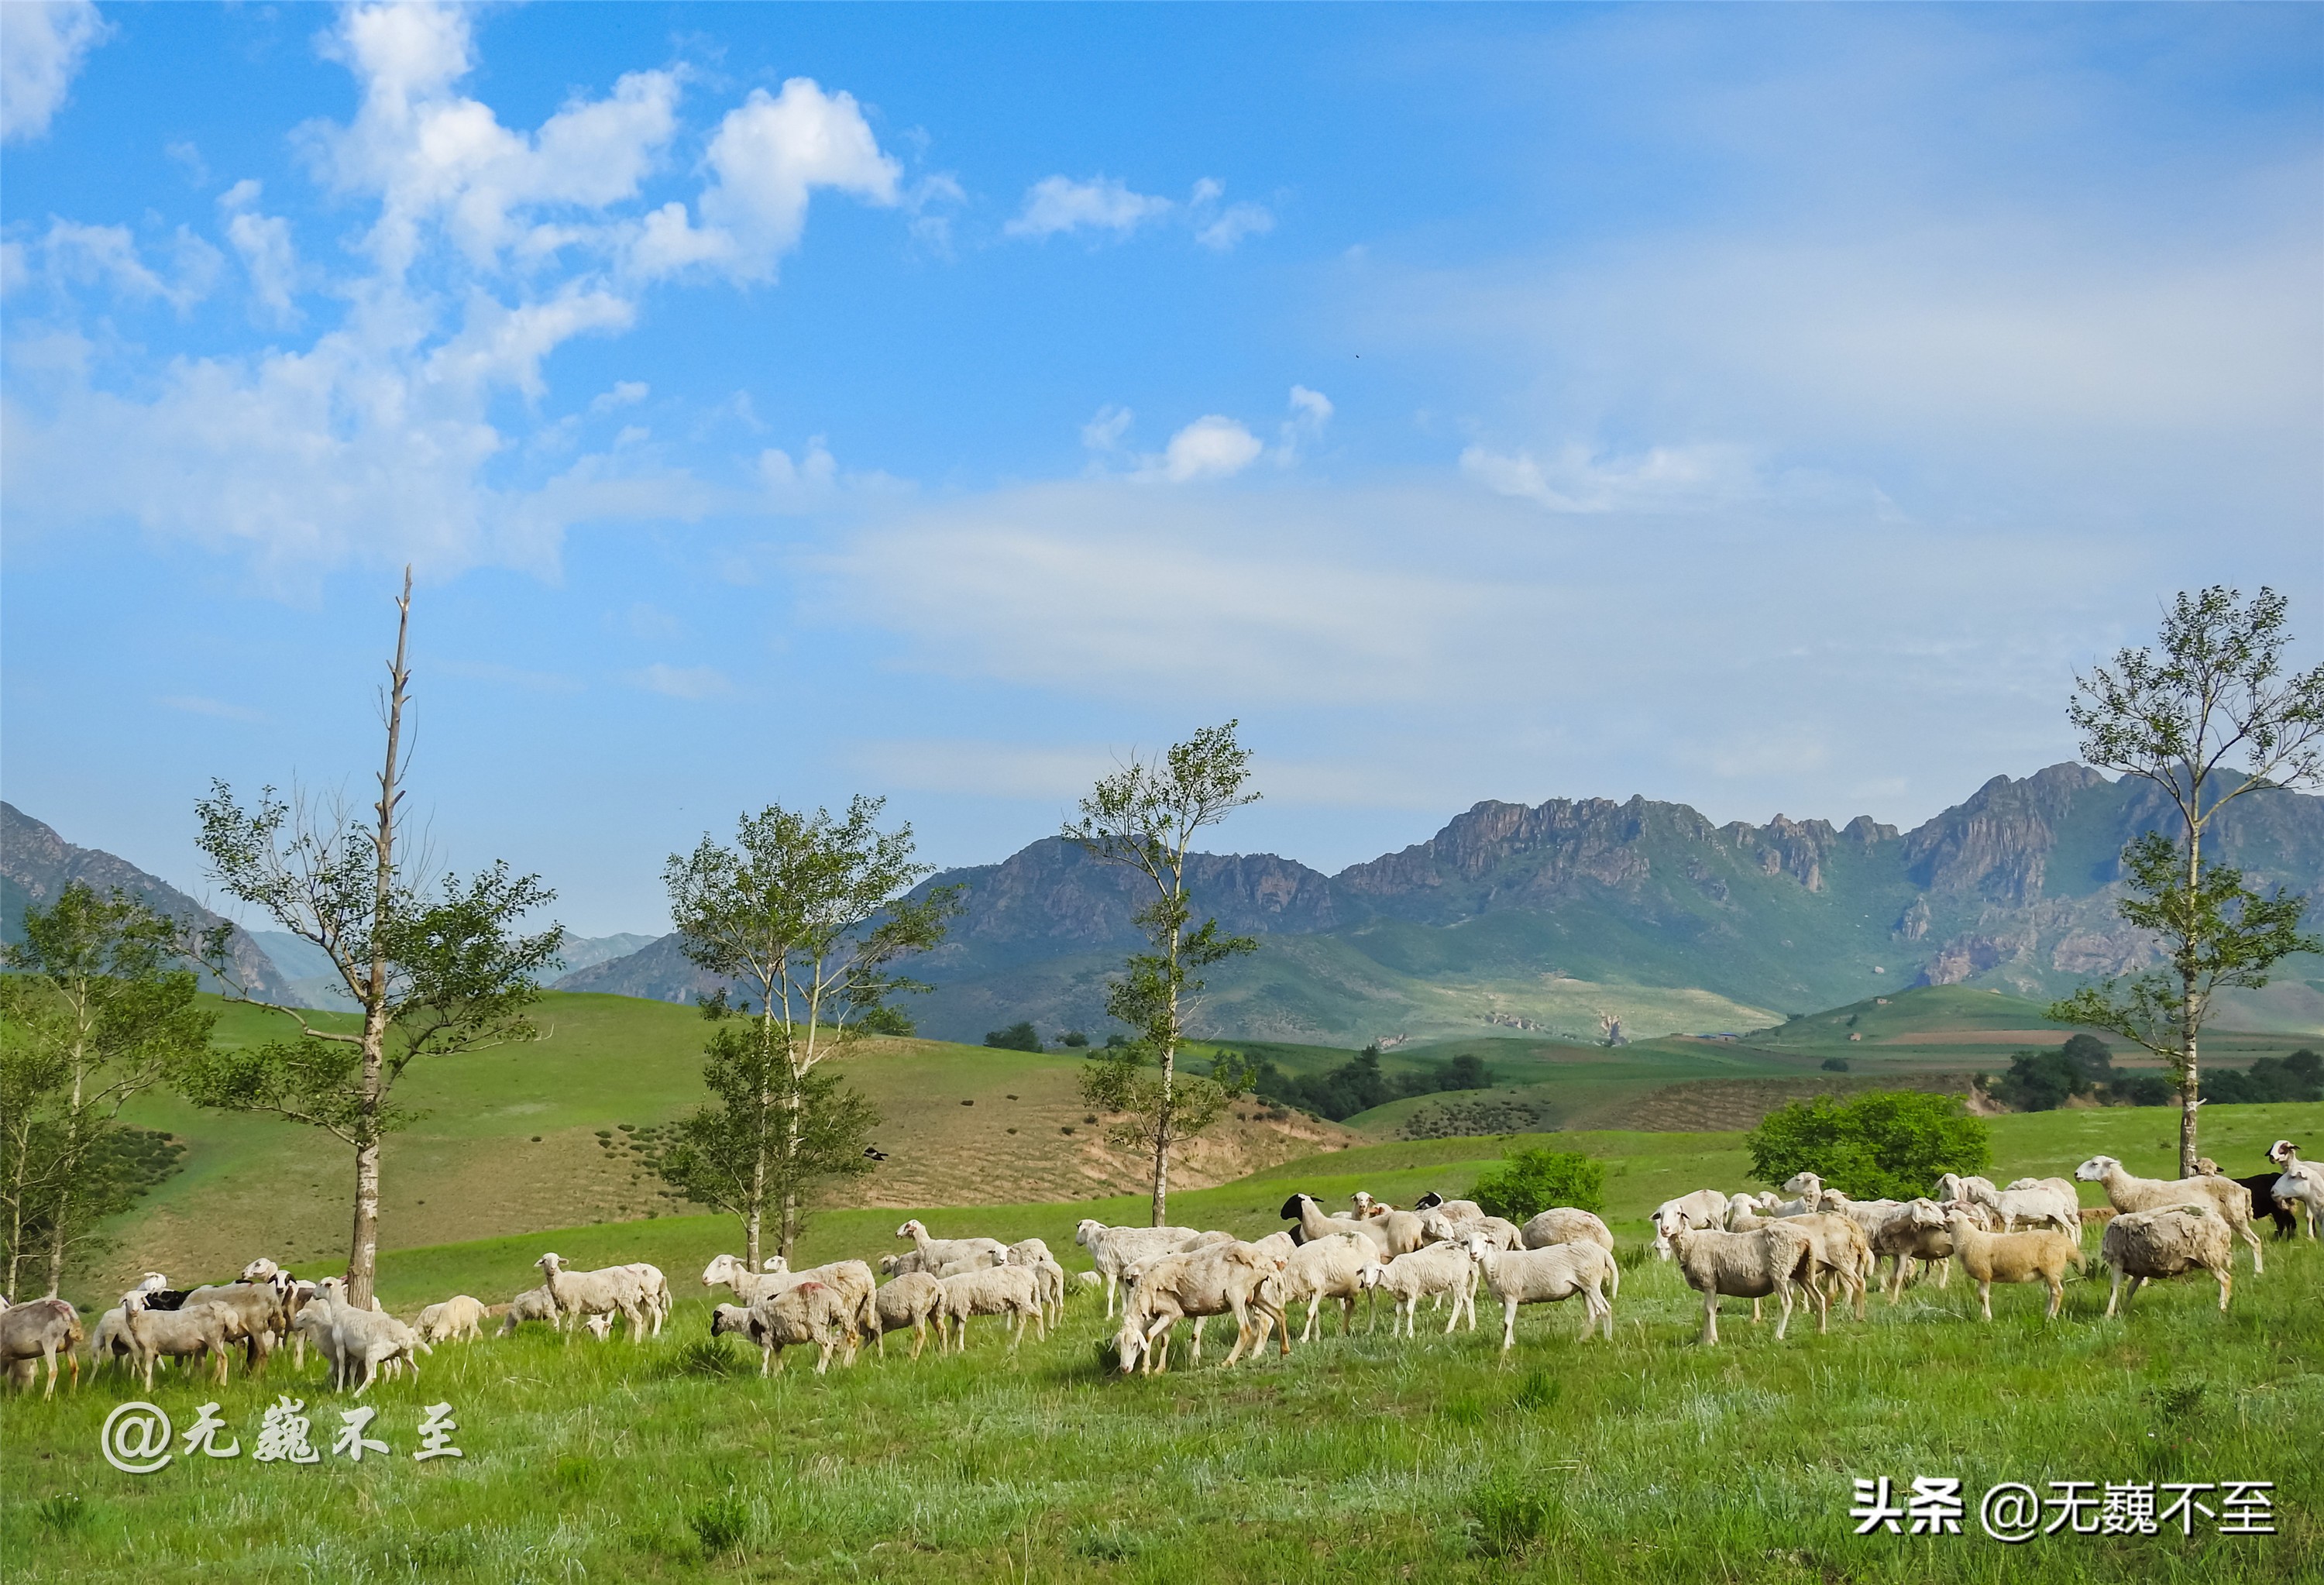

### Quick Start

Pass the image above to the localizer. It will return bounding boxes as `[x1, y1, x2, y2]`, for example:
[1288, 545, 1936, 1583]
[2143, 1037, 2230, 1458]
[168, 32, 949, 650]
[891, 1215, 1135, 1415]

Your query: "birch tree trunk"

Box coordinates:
[347, 571, 411, 1310]
[2178, 823, 2202, 1178]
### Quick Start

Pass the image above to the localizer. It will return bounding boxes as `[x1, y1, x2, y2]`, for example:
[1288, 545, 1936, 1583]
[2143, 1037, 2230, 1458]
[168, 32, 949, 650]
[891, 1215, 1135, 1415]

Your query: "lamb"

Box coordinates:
[1966, 1178, 2080, 1239]
[1281, 1230, 1375, 1341]
[290, 1304, 344, 1382]
[2100, 1204, 2235, 1316]
[89, 1305, 139, 1376]
[2075, 1157, 2263, 1274]
[869, 1272, 946, 1359]
[1112, 1242, 1288, 1374]
[709, 1281, 853, 1376]
[1460, 1230, 1614, 1348]
[1349, 1191, 1391, 1218]
[1654, 1208, 1820, 1345]
[896, 1218, 1009, 1274]
[881, 1246, 997, 1279]
[495, 1284, 566, 1336]
[315, 1277, 429, 1394]
[1648, 1191, 1731, 1258]
[1941, 1207, 2081, 1319]
[1934, 1173, 2000, 1206]
[934, 1264, 1046, 1353]
[414, 1294, 489, 1344]
[1789, 1213, 1872, 1321]
[1, 1298, 84, 1398]
[536, 1253, 651, 1339]
[1357, 1242, 1478, 1339]
[1280, 1193, 1396, 1259]
[123, 1298, 239, 1390]
[1075, 1219, 1232, 1317]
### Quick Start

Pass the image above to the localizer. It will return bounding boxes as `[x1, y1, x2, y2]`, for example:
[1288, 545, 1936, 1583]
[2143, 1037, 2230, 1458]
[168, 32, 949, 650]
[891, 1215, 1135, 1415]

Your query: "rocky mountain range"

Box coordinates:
[555, 764, 2324, 1046]
[1, 802, 294, 1001]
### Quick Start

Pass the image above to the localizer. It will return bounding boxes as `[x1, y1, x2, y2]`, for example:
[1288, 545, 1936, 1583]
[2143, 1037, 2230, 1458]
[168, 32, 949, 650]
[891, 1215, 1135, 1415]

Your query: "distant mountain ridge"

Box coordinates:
[559, 764, 2324, 1044]
[1, 802, 294, 1002]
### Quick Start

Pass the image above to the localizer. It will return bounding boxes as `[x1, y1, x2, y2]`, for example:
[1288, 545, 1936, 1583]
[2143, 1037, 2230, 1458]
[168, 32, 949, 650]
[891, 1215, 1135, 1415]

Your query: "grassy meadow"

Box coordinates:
[5, 1102, 2319, 1582]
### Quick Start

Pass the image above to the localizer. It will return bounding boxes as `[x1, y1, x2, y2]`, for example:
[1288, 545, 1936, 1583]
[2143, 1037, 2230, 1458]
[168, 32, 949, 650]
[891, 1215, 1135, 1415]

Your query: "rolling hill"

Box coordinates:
[562, 764, 2324, 1045]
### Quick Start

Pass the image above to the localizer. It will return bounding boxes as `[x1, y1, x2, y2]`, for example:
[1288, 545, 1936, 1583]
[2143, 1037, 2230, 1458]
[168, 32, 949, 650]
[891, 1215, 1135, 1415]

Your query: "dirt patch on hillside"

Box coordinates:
[1879, 1030, 2071, 1045]
[1576, 1074, 1978, 1133]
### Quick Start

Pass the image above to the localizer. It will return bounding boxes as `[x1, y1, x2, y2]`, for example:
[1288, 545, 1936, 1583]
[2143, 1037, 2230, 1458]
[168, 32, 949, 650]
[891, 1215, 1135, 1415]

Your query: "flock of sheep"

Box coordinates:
[4, 1140, 2316, 1398]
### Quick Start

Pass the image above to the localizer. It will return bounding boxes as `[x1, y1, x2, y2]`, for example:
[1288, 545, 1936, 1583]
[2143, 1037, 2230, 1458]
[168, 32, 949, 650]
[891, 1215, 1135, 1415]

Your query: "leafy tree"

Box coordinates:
[0, 885, 210, 1294]
[665, 796, 955, 1264]
[1082, 1042, 1252, 1170]
[1993, 1047, 2085, 1112]
[2059, 1033, 2116, 1085]
[1471, 1149, 1604, 1222]
[983, 1021, 1042, 1053]
[2108, 1074, 2176, 1108]
[1745, 1090, 1990, 1202]
[2201, 1051, 2324, 1106]
[1059, 1030, 1089, 1048]
[1209, 1045, 1496, 1123]
[858, 1005, 916, 1037]
[185, 573, 563, 1306]
[2049, 586, 2324, 1174]
[1820, 1057, 1851, 1073]
[1064, 721, 1260, 1226]
[639, 997, 878, 1246]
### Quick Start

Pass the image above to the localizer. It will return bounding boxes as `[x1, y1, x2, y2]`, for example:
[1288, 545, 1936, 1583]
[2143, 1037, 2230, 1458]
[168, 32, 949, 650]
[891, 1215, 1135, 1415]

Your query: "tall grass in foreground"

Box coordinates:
[5, 1233, 2316, 1583]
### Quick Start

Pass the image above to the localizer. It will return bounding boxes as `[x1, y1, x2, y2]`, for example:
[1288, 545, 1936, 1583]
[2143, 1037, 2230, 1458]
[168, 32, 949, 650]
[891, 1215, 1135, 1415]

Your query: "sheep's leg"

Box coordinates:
[1597, 1281, 1614, 1343]
[1299, 1294, 1321, 1344]
[2240, 1219, 2264, 1276]
[1811, 1274, 1831, 1336]
[1269, 1299, 1291, 1358]
[2104, 1270, 2125, 1318]
[2044, 1275, 2063, 1319]
[1702, 1292, 1720, 1346]
[1748, 1298, 1762, 1325]
[2214, 1264, 2233, 1312]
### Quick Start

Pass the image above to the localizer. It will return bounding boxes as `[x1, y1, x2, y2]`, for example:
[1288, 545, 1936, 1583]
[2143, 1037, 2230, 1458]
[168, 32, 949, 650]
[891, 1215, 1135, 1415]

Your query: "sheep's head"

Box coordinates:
[1904, 1200, 1947, 1233]
[878, 1254, 901, 1276]
[1356, 1262, 1389, 1291]
[1350, 1191, 1375, 1212]
[240, 1257, 280, 1283]
[1113, 1322, 1146, 1373]
[896, 1219, 927, 1239]
[1074, 1219, 1105, 1247]
[1414, 1191, 1446, 1212]
[762, 1257, 785, 1272]
[2268, 1139, 2299, 1167]
[709, 1304, 751, 1340]
[1277, 1194, 1313, 1220]
[2073, 1157, 2116, 1182]
[132, 1271, 168, 1292]
[1652, 1207, 1688, 1242]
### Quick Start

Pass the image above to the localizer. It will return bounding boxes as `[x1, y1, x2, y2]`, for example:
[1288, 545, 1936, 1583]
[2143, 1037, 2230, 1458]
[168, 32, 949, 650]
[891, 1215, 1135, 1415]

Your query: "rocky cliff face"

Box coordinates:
[559, 766, 2324, 1040]
[1, 802, 295, 1002]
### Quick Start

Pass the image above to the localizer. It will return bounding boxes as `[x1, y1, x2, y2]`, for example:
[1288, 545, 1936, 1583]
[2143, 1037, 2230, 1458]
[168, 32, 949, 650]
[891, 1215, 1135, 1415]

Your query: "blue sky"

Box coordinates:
[3, 2, 2319, 936]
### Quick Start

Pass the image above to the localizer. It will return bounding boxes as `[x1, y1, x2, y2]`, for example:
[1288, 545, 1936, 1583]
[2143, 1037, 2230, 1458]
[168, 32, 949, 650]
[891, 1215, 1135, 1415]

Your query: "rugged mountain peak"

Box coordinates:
[1, 802, 294, 1000]
[1899, 762, 2112, 903]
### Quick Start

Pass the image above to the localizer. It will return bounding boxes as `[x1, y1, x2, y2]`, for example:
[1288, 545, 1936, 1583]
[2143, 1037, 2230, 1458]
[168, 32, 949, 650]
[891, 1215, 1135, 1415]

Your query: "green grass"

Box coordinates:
[7, 1104, 2320, 1581]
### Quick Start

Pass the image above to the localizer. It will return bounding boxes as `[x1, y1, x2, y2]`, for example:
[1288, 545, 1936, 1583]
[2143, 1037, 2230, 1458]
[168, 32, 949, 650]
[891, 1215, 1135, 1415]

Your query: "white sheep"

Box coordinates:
[315, 1277, 429, 1394]
[123, 1298, 239, 1390]
[753, 1260, 878, 1356]
[494, 1285, 566, 1336]
[1281, 1230, 1374, 1341]
[1941, 1206, 2082, 1319]
[536, 1252, 651, 1339]
[621, 1263, 672, 1336]
[1959, 1177, 2079, 1239]
[2100, 1204, 2235, 1316]
[2266, 1140, 2322, 1239]
[1655, 1208, 1820, 1345]
[704, 1253, 794, 1305]
[1411, 1192, 1483, 1222]
[896, 1219, 1009, 1274]
[1934, 1173, 1999, 1205]
[174, 1279, 296, 1374]
[1868, 1199, 1956, 1300]
[1279, 1193, 1397, 1259]
[1075, 1220, 1232, 1317]
[414, 1294, 488, 1344]
[1648, 1191, 1731, 1258]
[1460, 1230, 1614, 1348]
[1004, 1239, 1068, 1325]
[709, 1281, 854, 1375]
[1112, 1243, 1288, 1374]
[0, 1298, 84, 1398]
[1357, 1242, 1478, 1339]
[2075, 1156, 2263, 1274]
[870, 1272, 946, 1359]
[934, 1264, 1046, 1353]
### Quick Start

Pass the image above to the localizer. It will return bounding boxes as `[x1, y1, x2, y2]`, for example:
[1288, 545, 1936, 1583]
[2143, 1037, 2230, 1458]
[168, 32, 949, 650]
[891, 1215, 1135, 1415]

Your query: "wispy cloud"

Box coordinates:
[1, 1, 110, 144]
[157, 693, 268, 723]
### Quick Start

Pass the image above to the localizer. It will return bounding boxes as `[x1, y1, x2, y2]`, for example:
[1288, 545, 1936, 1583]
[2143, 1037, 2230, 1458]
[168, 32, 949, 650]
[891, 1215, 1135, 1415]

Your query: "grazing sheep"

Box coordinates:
[2075, 1156, 2263, 1274]
[1411, 1192, 1483, 1222]
[1357, 1242, 1479, 1339]
[88, 1305, 139, 1376]
[414, 1295, 489, 1344]
[1075, 1220, 1232, 1317]
[753, 1261, 879, 1356]
[1113, 1243, 1288, 1374]
[2266, 1141, 2321, 1239]
[1, 1298, 84, 1398]
[870, 1272, 946, 1359]
[1461, 1230, 1614, 1348]
[1003, 1239, 1068, 1325]
[123, 1299, 239, 1390]
[1939, 1206, 2081, 1319]
[896, 1219, 1009, 1274]
[709, 1281, 853, 1376]
[495, 1285, 566, 1336]
[1868, 1199, 1957, 1300]
[704, 1253, 796, 1305]
[290, 1304, 344, 1381]
[1280, 1193, 1396, 1258]
[935, 1264, 1046, 1353]
[315, 1277, 429, 1394]
[621, 1264, 672, 1336]
[1655, 1208, 1820, 1345]
[2100, 1204, 2235, 1316]
[1282, 1230, 1375, 1341]
[536, 1253, 651, 1339]
[2195, 1157, 2300, 1240]
[1648, 1191, 1731, 1258]
[180, 1279, 296, 1373]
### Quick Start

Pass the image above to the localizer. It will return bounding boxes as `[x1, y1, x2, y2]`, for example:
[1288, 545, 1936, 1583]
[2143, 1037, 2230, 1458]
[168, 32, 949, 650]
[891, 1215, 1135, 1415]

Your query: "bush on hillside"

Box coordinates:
[1745, 1089, 1989, 1202]
[1820, 1057, 1849, 1072]
[983, 1021, 1043, 1052]
[2108, 1074, 2174, 1107]
[1208, 1046, 1496, 1123]
[2199, 1049, 2322, 1105]
[1470, 1148, 1604, 1222]
[1059, 1030, 1088, 1048]
[858, 1006, 915, 1037]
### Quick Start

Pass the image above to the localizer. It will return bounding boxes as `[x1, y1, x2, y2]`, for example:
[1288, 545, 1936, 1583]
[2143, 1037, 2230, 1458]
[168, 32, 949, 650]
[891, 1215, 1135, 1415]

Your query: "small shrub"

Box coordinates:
[688, 1491, 751, 1555]
[1468, 1470, 1552, 1557]
[983, 1021, 1043, 1052]
[668, 1338, 744, 1378]
[1745, 1089, 1989, 1201]
[1061, 1126, 1075, 1135]
[1071, 1527, 1141, 1561]
[1514, 1370, 1562, 1411]
[33, 1494, 88, 1535]
[1820, 1057, 1850, 1072]
[1471, 1148, 1605, 1220]
[2109, 1074, 2175, 1107]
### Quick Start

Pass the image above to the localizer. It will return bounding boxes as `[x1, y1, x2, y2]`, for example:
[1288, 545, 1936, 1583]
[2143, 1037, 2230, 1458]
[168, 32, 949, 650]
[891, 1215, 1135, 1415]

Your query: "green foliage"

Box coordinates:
[1080, 1047, 1248, 1157]
[0, 883, 213, 1294]
[982, 1021, 1042, 1052]
[686, 1491, 751, 1554]
[1059, 1030, 1088, 1048]
[857, 1005, 915, 1037]
[2202, 1049, 2324, 1105]
[1211, 1044, 1495, 1122]
[1466, 1470, 1552, 1559]
[2109, 1073, 2176, 1107]
[1745, 1089, 1990, 1200]
[1470, 1147, 1604, 1221]
[1994, 1047, 2086, 1112]
[1820, 1057, 1850, 1072]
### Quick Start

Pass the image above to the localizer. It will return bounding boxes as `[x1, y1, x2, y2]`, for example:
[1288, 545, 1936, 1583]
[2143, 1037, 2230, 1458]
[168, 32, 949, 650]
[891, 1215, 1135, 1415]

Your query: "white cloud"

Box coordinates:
[590, 380, 649, 413]
[1277, 385, 1332, 462]
[1459, 441, 1772, 514]
[1190, 181, 1274, 252]
[1133, 415, 1264, 483]
[1006, 175, 1174, 240]
[218, 183, 302, 325]
[1, 0, 108, 144]
[679, 80, 901, 283]
[758, 436, 838, 501]
[1080, 404, 1133, 455]
[32, 220, 218, 311]
[632, 662, 731, 700]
